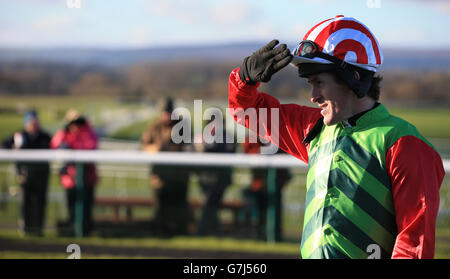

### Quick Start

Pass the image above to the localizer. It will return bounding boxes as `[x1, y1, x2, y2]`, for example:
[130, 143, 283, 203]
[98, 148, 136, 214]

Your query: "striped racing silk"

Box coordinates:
[301, 104, 435, 259]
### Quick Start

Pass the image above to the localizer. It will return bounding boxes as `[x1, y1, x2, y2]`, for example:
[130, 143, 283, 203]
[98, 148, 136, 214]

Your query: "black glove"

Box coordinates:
[239, 39, 293, 84]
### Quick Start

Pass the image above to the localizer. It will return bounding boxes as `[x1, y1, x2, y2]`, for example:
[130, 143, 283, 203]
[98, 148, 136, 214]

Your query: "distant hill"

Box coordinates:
[0, 42, 449, 71]
[0, 43, 257, 67]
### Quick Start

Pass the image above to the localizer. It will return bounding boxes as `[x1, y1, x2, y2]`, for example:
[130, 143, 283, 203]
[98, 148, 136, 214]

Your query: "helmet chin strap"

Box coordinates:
[334, 64, 374, 98]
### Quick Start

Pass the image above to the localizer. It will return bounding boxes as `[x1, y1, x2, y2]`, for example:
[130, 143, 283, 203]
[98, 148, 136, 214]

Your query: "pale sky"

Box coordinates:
[0, 0, 449, 49]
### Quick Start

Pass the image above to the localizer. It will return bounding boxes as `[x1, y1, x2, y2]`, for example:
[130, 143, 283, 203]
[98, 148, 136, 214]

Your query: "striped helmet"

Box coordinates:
[291, 15, 383, 72]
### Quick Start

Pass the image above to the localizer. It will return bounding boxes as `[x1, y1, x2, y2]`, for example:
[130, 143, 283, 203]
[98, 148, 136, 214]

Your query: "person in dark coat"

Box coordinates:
[2, 110, 51, 236]
[141, 98, 192, 236]
[241, 138, 291, 241]
[196, 115, 236, 236]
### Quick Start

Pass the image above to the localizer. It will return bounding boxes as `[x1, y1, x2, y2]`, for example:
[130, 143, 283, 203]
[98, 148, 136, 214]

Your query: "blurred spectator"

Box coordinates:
[1, 110, 51, 236]
[241, 137, 291, 241]
[50, 109, 98, 236]
[141, 98, 192, 236]
[196, 114, 236, 236]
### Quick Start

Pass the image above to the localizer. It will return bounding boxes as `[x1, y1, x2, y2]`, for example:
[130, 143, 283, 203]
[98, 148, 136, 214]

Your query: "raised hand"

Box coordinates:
[239, 39, 293, 84]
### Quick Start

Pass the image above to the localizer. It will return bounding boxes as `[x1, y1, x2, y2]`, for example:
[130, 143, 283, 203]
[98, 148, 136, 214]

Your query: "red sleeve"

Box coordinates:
[387, 135, 445, 259]
[50, 130, 67, 149]
[228, 67, 321, 163]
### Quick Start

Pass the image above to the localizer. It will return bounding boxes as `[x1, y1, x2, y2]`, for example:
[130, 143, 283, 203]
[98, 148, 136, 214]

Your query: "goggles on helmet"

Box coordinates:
[293, 40, 349, 69]
[293, 40, 374, 98]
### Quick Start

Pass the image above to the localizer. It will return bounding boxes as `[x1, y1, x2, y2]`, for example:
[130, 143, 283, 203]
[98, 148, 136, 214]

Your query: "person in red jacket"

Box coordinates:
[51, 109, 99, 236]
[228, 16, 445, 258]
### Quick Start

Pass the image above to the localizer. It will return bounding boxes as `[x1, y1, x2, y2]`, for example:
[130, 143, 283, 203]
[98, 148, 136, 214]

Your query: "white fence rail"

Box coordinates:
[0, 150, 308, 168]
[0, 150, 449, 171]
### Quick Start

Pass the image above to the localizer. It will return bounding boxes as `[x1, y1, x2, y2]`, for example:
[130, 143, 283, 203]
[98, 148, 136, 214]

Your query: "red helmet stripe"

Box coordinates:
[302, 17, 334, 41]
[314, 20, 382, 64]
[333, 39, 368, 64]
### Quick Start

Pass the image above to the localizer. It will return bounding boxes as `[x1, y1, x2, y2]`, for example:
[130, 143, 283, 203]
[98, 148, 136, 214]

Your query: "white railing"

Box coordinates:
[1, 149, 449, 171]
[0, 150, 308, 168]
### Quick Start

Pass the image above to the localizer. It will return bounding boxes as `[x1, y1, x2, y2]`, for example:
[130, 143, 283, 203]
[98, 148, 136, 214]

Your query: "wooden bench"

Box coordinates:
[95, 197, 155, 223]
[94, 197, 247, 226]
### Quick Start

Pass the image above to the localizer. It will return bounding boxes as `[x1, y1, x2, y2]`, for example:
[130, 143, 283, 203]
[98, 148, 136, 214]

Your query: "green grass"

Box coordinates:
[109, 105, 450, 140]
[0, 230, 299, 259]
[0, 114, 23, 141]
[0, 95, 138, 141]
[111, 119, 154, 141]
[1, 96, 449, 140]
[436, 227, 450, 259]
[0, 251, 147, 259]
[1, 224, 450, 258]
[0, 96, 115, 140]
[388, 107, 450, 138]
